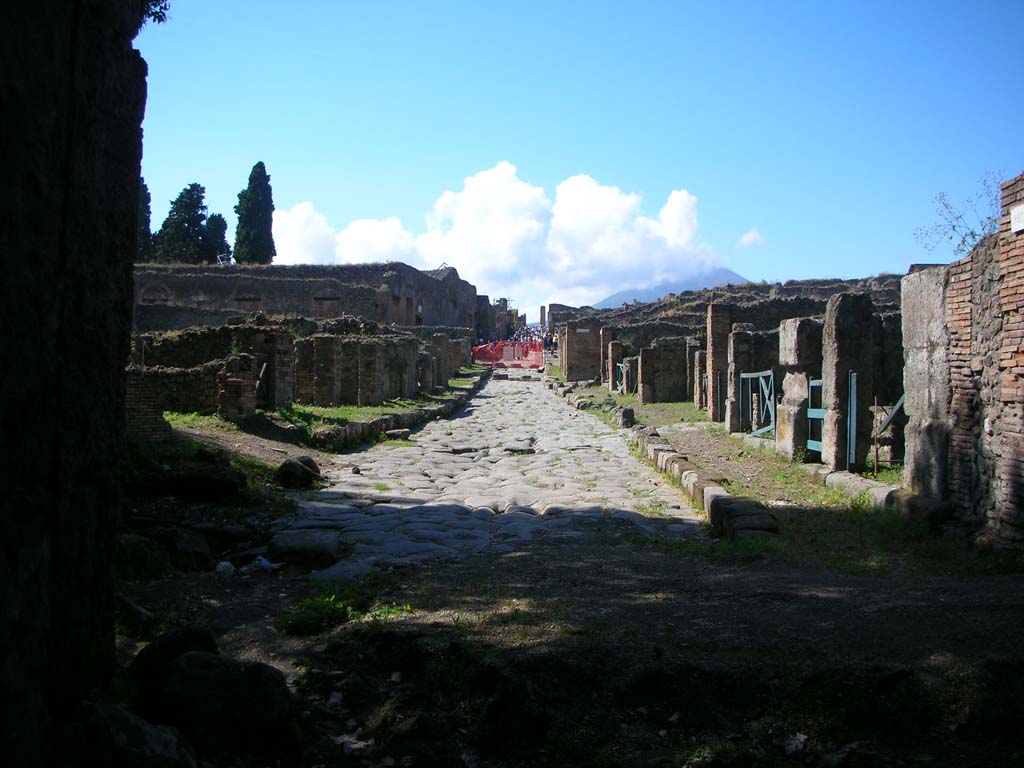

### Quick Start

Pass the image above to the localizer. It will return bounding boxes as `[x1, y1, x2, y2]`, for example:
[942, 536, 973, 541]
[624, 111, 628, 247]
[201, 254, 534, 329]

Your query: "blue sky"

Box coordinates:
[137, 1, 1024, 321]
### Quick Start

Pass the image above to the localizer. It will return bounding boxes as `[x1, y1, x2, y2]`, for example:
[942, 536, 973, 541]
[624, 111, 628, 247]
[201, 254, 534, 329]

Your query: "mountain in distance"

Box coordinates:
[593, 267, 749, 309]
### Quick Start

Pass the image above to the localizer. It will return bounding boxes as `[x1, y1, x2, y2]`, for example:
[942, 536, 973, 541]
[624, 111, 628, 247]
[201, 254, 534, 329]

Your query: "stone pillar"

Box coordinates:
[821, 293, 879, 471]
[313, 336, 338, 406]
[706, 303, 733, 421]
[564, 319, 603, 381]
[1, 3, 148, 762]
[270, 331, 294, 407]
[775, 317, 824, 460]
[540, 305, 546, 329]
[693, 350, 706, 409]
[358, 341, 385, 405]
[638, 347, 655, 404]
[294, 338, 315, 404]
[901, 267, 950, 496]
[685, 338, 700, 401]
[725, 324, 754, 433]
[599, 326, 617, 383]
[607, 341, 624, 391]
[431, 333, 451, 386]
[416, 351, 435, 394]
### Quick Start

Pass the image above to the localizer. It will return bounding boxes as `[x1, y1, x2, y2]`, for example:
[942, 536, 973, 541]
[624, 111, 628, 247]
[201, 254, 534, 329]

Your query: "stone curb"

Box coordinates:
[541, 377, 776, 541]
[311, 368, 491, 452]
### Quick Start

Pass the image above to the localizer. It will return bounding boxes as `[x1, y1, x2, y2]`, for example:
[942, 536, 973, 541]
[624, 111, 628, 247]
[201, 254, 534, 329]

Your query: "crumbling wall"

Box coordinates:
[0, 4, 147, 762]
[133, 261, 480, 330]
[139, 325, 294, 408]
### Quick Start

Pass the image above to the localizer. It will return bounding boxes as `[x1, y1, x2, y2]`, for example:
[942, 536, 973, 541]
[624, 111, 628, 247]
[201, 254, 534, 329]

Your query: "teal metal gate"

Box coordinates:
[740, 369, 775, 437]
[807, 378, 824, 453]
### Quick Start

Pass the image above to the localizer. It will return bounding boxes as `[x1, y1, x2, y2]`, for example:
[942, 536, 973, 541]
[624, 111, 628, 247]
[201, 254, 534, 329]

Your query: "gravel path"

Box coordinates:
[271, 371, 701, 579]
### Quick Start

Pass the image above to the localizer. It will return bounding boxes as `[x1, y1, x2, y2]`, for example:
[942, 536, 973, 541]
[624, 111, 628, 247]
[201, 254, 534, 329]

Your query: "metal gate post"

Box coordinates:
[847, 370, 858, 468]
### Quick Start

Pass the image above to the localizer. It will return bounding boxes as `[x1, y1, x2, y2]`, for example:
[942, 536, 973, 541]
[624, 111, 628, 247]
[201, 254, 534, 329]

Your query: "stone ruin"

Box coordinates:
[546, 173, 1024, 546]
[126, 317, 471, 442]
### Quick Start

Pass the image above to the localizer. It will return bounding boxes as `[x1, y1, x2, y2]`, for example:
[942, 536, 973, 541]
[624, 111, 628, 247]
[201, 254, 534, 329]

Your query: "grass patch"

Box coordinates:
[577, 386, 707, 428]
[372, 481, 389, 492]
[276, 594, 359, 636]
[276, 577, 413, 636]
[377, 438, 415, 448]
[546, 363, 566, 382]
[163, 410, 238, 432]
[859, 458, 903, 485]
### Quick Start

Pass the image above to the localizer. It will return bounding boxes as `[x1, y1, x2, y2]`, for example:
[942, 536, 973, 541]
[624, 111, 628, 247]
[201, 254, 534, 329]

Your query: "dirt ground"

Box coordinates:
[122, 527, 1024, 768]
[120, 417, 1024, 767]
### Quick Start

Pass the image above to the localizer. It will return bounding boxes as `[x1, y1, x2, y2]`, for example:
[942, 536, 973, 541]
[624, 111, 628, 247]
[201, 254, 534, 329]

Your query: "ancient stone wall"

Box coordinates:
[1, 4, 147, 762]
[138, 325, 294, 409]
[134, 261, 479, 331]
[563, 319, 604, 381]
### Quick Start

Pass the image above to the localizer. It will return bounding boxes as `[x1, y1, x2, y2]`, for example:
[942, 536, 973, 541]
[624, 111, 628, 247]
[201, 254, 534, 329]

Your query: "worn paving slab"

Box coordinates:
[271, 371, 702, 579]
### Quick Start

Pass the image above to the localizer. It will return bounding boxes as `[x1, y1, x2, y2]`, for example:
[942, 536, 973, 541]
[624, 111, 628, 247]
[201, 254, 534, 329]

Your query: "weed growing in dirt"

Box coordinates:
[277, 576, 412, 635]
[276, 594, 359, 636]
[372, 481, 389, 492]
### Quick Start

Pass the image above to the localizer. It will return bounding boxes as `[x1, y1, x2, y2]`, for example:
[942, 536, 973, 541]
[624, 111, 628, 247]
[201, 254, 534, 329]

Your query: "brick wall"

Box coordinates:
[706, 304, 732, 421]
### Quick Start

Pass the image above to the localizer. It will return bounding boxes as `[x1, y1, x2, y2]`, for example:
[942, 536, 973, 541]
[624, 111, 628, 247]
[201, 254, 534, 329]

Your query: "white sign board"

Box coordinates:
[575, 328, 591, 333]
[1012, 204, 1024, 234]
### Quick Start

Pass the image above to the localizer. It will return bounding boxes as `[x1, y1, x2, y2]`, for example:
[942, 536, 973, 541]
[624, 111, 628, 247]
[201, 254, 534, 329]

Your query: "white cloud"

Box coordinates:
[271, 162, 723, 321]
[737, 227, 764, 248]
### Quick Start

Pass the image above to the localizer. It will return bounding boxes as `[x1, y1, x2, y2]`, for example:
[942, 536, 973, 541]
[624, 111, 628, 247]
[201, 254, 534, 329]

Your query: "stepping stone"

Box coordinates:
[268, 530, 342, 567]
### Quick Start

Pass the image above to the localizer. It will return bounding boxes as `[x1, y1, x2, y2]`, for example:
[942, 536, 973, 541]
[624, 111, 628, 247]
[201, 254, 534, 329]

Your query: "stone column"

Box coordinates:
[725, 324, 754, 433]
[706, 303, 733, 421]
[821, 293, 879, 470]
[685, 338, 700, 401]
[599, 326, 617, 383]
[693, 349, 706, 409]
[608, 341, 624, 391]
[638, 347, 655, 404]
[775, 317, 824, 460]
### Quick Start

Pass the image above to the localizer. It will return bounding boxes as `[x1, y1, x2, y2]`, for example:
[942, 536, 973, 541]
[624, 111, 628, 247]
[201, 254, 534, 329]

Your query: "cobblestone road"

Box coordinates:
[271, 371, 701, 580]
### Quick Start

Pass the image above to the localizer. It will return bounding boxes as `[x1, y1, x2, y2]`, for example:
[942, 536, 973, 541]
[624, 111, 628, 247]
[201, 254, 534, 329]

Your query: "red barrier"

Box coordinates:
[472, 341, 544, 368]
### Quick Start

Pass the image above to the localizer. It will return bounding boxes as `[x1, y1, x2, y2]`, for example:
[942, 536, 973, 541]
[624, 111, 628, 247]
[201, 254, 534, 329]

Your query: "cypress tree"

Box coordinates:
[136, 176, 154, 262]
[202, 213, 232, 264]
[152, 183, 208, 263]
[234, 161, 276, 264]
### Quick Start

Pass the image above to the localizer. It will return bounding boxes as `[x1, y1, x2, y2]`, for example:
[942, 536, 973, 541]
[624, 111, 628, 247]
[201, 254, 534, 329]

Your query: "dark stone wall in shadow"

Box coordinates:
[0, 2, 147, 764]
